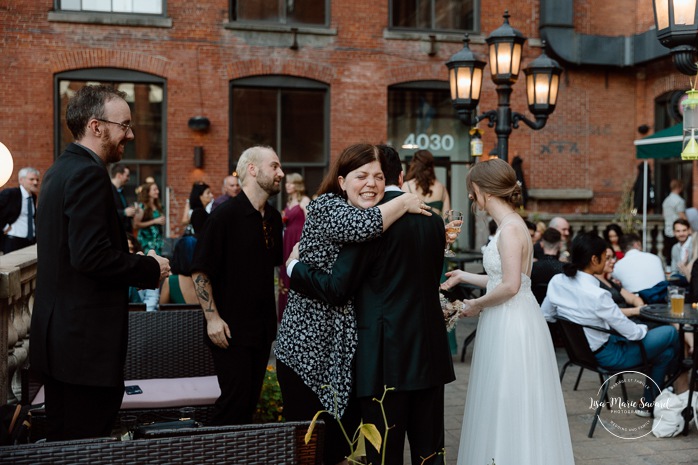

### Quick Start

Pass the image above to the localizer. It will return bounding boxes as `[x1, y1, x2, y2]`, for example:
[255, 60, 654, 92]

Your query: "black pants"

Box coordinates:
[3, 236, 35, 254]
[664, 234, 677, 266]
[276, 359, 361, 465]
[208, 343, 271, 426]
[360, 386, 445, 465]
[43, 377, 123, 442]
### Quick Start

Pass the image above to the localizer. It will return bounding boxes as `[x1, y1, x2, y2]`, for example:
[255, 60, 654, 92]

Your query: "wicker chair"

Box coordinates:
[0, 421, 324, 465]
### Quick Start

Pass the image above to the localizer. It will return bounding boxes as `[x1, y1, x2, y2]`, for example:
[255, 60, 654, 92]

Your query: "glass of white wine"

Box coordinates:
[443, 210, 463, 257]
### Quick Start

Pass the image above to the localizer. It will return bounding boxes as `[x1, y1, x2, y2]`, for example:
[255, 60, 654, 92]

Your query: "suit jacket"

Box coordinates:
[111, 184, 133, 234]
[31, 143, 161, 387]
[291, 190, 455, 398]
[0, 187, 24, 229]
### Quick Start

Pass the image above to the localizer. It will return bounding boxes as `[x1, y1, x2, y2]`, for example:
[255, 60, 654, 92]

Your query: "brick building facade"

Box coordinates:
[0, 0, 695, 241]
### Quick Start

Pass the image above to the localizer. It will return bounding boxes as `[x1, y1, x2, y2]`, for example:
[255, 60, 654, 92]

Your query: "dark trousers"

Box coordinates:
[208, 343, 270, 426]
[2, 236, 35, 254]
[276, 360, 361, 465]
[360, 386, 445, 465]
[664, 234, 677, 266]
[43, 377, 123, 442]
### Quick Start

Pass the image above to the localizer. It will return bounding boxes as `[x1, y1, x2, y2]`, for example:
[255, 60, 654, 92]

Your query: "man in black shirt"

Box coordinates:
[190, 145, 284, 425]
[531, 228, 564, 304]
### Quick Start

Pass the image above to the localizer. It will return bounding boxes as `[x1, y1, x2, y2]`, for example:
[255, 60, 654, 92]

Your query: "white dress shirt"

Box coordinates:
[610, 248, 665, 293]
[541, 270, 647, 351]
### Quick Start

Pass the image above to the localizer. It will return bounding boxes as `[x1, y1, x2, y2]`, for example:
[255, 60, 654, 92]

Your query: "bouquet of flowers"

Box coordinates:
[440, 292, 464, 332]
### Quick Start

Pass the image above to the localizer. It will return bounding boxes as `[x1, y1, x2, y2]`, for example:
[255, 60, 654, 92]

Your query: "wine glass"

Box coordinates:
[443, 210, 463, 257]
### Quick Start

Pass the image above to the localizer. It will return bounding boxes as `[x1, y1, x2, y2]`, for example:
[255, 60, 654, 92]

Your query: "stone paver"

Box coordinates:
[438, 317, 698, 465]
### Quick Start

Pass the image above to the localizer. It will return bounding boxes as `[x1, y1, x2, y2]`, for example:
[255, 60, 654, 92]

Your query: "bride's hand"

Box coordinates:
[459, 299, 483, 318]
[441, 270, 466, 291]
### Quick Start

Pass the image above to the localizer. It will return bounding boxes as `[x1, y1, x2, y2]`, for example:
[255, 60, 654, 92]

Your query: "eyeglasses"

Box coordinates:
[96, 118, 134, 134]
[262, 220, 274, 249]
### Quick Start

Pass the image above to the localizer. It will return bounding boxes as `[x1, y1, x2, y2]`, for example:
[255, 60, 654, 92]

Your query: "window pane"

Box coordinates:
[113, 0, 132, 13]
[82, 0, 112, 12]
[231, 88, 278, 157]
[435, 0, 474, 30]
[392, 0, 474, 30]
[392, 0, 430, 28]
[287, 0, 326, 25]
[280, 90, 325, 163]
[388, 87, 467, 160]
[61, 0, 81, 10]
[58, 80, 164, 164]
[236, 0, 280, 22]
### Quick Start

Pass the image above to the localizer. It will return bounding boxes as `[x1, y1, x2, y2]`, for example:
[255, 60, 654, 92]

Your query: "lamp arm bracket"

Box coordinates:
[512, 112, 548, 130]
[476, 110, 498, 128]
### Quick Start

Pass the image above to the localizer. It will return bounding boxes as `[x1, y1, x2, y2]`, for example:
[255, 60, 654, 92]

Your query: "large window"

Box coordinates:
[231, 0, 327, 26]
[391, 0, 476, 32]
[56, 68, 166, 207]
[58, 0, 163, 14]
[230, 76, 328, 206]
[388, 81, 467, 161]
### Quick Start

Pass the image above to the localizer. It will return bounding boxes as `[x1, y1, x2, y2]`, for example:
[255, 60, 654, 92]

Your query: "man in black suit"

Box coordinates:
[0, 167, 40, 253]
[289, 146, 455, 465]
[110, 164, 136, 234]
[31, 85, 170, 441]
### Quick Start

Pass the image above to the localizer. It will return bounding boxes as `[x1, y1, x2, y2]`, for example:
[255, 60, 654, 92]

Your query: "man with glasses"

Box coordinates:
[31, 84, 170, 441]
[191, 145, 284, 425]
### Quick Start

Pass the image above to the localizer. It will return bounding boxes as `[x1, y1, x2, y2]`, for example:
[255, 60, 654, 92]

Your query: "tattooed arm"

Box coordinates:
[192, 271, 230, 349]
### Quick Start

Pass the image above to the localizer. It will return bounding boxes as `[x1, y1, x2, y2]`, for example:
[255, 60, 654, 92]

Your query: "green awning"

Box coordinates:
[634, 123, 682, 159]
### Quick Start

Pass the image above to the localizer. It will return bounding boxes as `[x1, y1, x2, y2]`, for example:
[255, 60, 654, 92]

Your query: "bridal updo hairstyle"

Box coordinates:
[466, 158, 523, 212]
[562, 232, 607, 277]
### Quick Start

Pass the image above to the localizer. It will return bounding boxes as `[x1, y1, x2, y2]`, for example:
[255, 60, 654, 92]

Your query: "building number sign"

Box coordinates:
[402, 133, 455, 152]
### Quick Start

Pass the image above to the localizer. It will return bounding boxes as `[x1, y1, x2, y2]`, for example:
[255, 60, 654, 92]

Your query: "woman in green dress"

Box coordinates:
[134, 181, 166, 255]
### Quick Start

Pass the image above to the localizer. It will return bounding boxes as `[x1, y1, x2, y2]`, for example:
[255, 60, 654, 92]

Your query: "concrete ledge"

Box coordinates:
[528, 188, 594, 200]
[223, 22, 337, 36]
[48, 11, 173, 28]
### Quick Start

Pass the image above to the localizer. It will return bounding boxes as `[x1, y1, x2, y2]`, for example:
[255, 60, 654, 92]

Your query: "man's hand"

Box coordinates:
[207, 316, 231, 349]
[148, 249, 170, 281]
[286, 242, 300, 266]
[124, 206, 136, 218]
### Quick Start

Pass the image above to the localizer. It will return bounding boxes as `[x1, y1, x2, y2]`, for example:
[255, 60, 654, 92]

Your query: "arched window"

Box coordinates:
[55, 68, 166, 207]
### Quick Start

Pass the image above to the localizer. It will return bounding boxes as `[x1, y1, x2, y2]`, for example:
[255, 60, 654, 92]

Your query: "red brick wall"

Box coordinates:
[0, 0, 690, 226]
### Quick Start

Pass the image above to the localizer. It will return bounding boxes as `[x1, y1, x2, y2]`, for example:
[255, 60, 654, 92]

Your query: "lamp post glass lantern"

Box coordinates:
[652, 0, 698, 74]
[446, 11, 563, 162]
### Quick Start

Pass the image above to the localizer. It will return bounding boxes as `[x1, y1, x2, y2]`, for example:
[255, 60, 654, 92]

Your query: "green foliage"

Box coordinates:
[254, 365, 284, 423]
[305, 386, 445, 465]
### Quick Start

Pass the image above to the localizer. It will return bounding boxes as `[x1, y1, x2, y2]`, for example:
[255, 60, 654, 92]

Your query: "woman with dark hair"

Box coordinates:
[160, 234, 199, 305]
[543, 232, 684, 412]
[441, 158, 574, 465]
[274, 143, 428, 465]
[603, 223, 625, 260]
[134, 181, 166, 255]
[186, 181, 214, 235]
[402, 149, 450, 216]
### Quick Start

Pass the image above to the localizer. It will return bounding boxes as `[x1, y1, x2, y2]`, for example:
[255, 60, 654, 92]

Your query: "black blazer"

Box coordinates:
[291, 190, 455, 398]
[0, 187, 24, 229]
[111, 184, 133, 234]
[31, 143, 161, 387]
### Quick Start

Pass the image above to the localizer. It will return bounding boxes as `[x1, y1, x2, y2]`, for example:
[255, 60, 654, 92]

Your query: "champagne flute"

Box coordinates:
[444, 210, 463, 257]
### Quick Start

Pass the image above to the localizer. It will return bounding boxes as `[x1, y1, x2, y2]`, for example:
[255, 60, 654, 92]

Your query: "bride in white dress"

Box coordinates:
[442, 158, 575, 465]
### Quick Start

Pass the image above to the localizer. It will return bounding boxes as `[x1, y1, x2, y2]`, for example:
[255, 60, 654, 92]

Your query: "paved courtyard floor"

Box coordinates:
[437, 317, 698, 465]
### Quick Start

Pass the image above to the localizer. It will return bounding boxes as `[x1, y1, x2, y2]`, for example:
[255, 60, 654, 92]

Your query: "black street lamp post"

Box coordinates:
[445, 11, 563, 162]
[652, 0, 698, 75]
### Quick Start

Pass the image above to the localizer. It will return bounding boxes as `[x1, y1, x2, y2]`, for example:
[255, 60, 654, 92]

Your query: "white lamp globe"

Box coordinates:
[0, 142, 14, 187]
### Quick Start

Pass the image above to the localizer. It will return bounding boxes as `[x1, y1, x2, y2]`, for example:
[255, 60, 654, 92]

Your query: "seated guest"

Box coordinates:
[594, 245, 644, 318]
[542, 232, 685, 410]
[611, 232, 665, 294]
[603, 223, 625, 260]
[160, 233, 199, 305]
[531, 228, 564, 304]
[669, 218, 692, 282]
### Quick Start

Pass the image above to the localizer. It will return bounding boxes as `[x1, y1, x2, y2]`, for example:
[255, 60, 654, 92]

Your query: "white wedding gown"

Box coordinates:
[457, 227, 575, 465]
